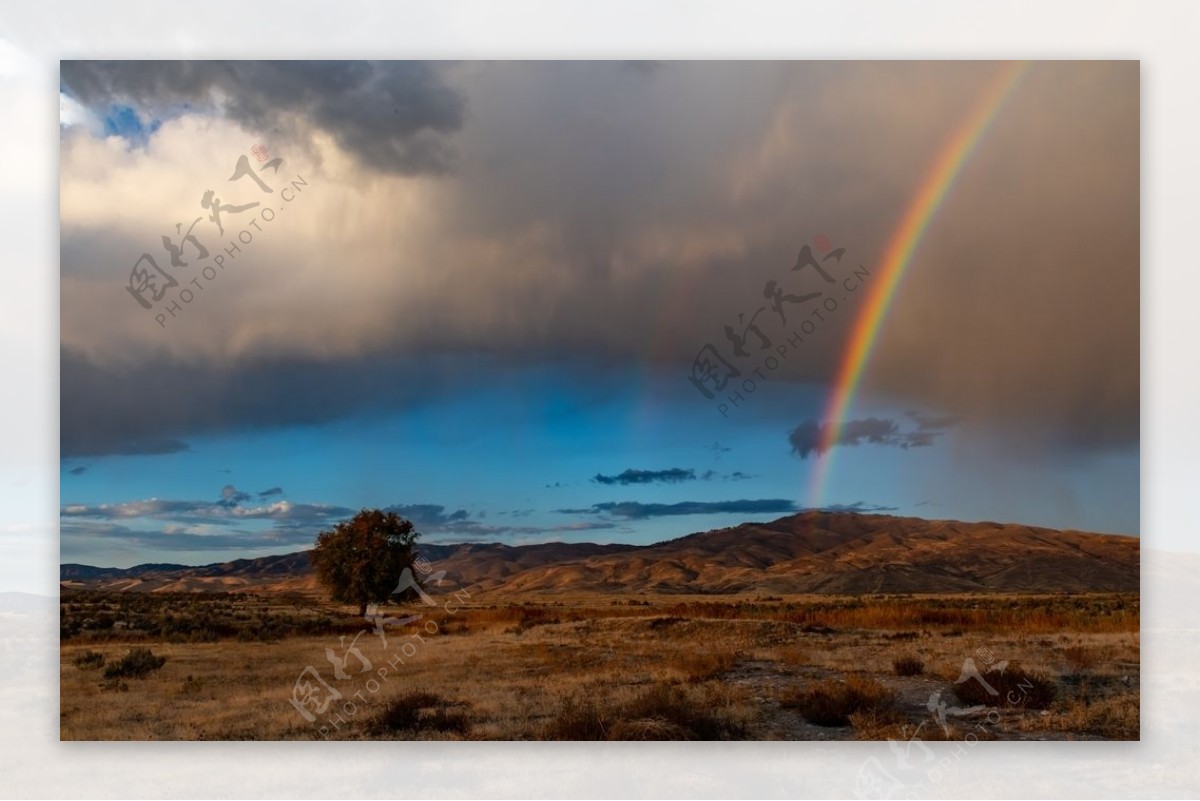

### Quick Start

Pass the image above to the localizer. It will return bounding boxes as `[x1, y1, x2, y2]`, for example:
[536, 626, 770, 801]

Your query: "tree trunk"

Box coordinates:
[358, 600, 367, 617]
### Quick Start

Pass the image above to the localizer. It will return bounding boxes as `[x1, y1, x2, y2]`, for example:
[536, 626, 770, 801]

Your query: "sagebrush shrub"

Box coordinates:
[102, 647, 166, 679]
[784, 677, 897, 727]
[892, 655, 925, 676]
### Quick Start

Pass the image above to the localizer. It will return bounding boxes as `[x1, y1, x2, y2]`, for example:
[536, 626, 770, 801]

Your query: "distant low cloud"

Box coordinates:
[789, 413, 958, 459]
[593, 468, 695, 486]
[61, 491, 354, 527]
[62, 493, 621, 558]
[416, 519, 618, 545]
[560, 499, 797, 520]
[497, 509, 535, 518]
[60, 519, 318, 553]
[700, 470, 755, 482]
[383, 503, 618, 542]
[257, 487, 284, 498]
[817, 502, 899, 513]
[67, 466, 88, 476]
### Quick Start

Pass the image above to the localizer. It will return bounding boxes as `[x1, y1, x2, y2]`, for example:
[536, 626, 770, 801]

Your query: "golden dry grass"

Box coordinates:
[60, 592, 1139, 740]
[781, 676, 897, 726]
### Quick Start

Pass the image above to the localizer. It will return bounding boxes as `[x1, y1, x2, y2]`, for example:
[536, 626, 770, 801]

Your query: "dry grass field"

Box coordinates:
[60, 590, 1138, 741]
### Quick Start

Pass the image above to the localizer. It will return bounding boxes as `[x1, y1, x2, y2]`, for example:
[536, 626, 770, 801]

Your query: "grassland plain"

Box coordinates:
[60, 591, 1138, 741]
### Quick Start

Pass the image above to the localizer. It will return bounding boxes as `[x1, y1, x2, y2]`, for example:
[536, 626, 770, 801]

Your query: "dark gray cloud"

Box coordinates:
[790, 417, 893, 458]
[218, 484, 252, 507]
[909, 412, 961, 432]
[108, 438, 189, 457]
[383, 503, 470, 530]
[788, 414, 958, 459]
[59, 349, 644, 459]
[700, 470, 755, 482]
[560, 499, 798, 520]
[67, 466, 88, 475]
[60, 62, 1138, 457]
[60, 349, 481, 457]
[60, 61, 465, 174]
[593, 468, 696, 486]
[257, 486, 284, 498]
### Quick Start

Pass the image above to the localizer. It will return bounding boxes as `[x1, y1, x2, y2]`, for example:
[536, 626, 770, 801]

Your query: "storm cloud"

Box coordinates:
[60, 61, 465, 174]
[60, 61, 1138, 460]
[60, 348, 500, 457]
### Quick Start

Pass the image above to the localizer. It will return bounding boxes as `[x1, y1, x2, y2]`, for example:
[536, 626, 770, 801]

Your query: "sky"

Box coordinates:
[57, 61, 1139, 568]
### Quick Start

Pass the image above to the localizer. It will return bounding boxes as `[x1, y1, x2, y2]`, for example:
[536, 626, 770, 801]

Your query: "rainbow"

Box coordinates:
[806, 61, 1031, 510]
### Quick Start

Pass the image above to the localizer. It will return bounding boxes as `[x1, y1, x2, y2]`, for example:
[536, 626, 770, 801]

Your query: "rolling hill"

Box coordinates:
[59, 511, 1139, 596]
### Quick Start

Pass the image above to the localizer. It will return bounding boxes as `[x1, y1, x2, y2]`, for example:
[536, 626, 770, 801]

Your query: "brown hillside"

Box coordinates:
[59, 512, 1138, 596]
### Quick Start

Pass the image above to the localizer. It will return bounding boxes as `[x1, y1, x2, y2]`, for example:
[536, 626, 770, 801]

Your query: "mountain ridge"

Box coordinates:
[59, 511, 1139, 596]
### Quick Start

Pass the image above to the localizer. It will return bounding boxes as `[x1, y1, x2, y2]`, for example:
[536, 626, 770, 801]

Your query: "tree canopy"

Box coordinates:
[309, 509, 419, 616]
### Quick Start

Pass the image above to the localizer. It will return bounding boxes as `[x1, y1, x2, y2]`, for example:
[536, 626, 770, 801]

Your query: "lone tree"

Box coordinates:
[310, 508, 419, 616]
